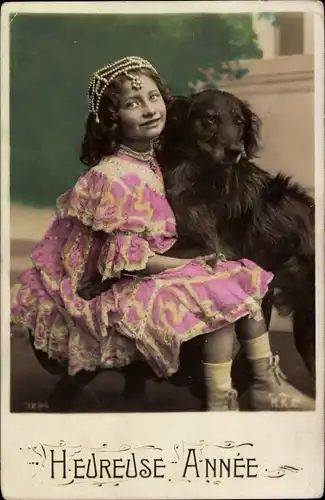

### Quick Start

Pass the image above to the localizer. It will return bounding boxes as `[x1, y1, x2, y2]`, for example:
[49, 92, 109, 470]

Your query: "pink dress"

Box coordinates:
[11, 151, 273, 377]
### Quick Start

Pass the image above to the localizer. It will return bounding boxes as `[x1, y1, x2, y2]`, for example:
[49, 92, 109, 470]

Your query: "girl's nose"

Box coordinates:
[142, 101, 155, 117]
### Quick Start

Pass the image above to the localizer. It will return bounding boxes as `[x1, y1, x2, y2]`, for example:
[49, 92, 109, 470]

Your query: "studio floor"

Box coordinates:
[10, 325, 315, 413]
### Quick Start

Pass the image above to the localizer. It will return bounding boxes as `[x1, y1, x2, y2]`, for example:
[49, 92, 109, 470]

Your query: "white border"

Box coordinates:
[1, 2, 324, 499]
[0, 0, 322, 14]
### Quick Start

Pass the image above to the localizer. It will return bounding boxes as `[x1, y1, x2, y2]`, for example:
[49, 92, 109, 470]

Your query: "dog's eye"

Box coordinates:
[232, 109, 244, 126]
[204, 115, 216, 124]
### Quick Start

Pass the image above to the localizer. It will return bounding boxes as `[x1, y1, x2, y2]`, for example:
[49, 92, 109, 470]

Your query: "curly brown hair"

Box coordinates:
[80, 68, 173, 170]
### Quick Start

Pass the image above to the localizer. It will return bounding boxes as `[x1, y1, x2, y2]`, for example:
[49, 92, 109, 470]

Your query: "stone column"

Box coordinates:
[252, 13, 280, 59]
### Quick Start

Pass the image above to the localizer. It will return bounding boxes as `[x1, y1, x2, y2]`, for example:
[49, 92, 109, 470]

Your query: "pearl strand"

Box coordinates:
[87, 56, 158, 122]
[117, 144, 157, 174]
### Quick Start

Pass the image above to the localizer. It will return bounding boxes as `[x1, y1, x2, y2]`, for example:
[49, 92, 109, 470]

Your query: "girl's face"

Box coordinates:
[118, 73, 166, 148]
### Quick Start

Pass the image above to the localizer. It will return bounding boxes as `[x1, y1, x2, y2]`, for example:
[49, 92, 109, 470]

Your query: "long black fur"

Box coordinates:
[157, 89, 315, 379]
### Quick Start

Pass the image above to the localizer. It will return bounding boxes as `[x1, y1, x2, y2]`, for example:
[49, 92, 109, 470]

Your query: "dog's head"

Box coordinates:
[164, 89, 261, 163]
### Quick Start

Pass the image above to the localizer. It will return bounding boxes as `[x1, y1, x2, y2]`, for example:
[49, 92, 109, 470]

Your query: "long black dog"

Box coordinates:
[158, 88, 315, 380]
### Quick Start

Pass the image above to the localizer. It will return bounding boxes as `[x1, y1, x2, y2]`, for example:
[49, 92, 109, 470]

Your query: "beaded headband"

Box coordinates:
[87, 56, 159, 123]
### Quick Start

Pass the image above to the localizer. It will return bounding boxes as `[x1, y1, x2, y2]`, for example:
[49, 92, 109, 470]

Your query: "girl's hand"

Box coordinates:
[144, 255, 192, 274]
[171, 257, 192, 268]
[200, 253, 217, 266]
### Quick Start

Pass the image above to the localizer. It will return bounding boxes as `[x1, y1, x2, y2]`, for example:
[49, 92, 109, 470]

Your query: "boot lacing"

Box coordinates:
[270, 354, 286, 385]
[226, 388, 239, 410]
[268, 355, 302, 409]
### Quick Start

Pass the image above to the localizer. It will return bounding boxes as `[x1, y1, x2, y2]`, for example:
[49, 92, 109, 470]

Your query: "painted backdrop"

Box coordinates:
[10, 13, 261, 207]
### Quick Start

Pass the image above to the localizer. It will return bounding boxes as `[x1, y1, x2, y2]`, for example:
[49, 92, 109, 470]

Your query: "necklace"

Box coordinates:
[118, 144, 157, 173]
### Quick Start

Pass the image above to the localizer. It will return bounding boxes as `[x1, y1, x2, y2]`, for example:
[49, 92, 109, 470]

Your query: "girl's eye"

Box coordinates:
[125, 101, 139, 110]
[150, 93, 160, 101]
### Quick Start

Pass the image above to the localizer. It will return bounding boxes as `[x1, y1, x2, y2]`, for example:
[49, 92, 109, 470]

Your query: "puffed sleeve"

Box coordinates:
[56, 163, 156, 285]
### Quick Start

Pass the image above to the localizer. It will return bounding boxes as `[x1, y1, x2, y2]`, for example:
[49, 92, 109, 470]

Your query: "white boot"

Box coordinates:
[240, 333, 315, 411]
[203, 361, 239, 411]
[248, 355, 315, 411]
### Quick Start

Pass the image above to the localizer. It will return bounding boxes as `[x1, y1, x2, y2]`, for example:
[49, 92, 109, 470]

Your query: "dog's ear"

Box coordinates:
[240, 100, 261, 159]
[163, 96, 191, 142]
[166, 96, 191, 122]
[158, 97, 191, 157]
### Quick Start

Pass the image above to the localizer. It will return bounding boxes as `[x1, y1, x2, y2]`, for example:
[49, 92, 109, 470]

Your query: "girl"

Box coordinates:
[11, 56, 314, 411]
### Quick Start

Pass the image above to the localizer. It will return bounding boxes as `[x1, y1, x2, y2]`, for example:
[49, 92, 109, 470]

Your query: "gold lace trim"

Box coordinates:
[95, 156, 164, 195]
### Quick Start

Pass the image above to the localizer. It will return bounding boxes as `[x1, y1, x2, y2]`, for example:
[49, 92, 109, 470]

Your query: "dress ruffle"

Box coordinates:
[56, 169, 133, 232]
[11, 267, 138, 375]
[97, 235, 155, 280]
[56, 167, 175, 284]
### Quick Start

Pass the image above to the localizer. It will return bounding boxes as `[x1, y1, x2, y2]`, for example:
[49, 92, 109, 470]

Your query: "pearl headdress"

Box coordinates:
[87, 56, 159, 123]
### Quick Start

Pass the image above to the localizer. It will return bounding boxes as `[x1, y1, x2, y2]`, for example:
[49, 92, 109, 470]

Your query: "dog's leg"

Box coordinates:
[177, 337, 207, 410]
[185, 367, 207, 411]
[231, 340, 250, 401]
[293, 309, 316, 381]
[122, 361, 154, 409]
[261, 289, 274, 331]
[48, 369, 102, 412]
